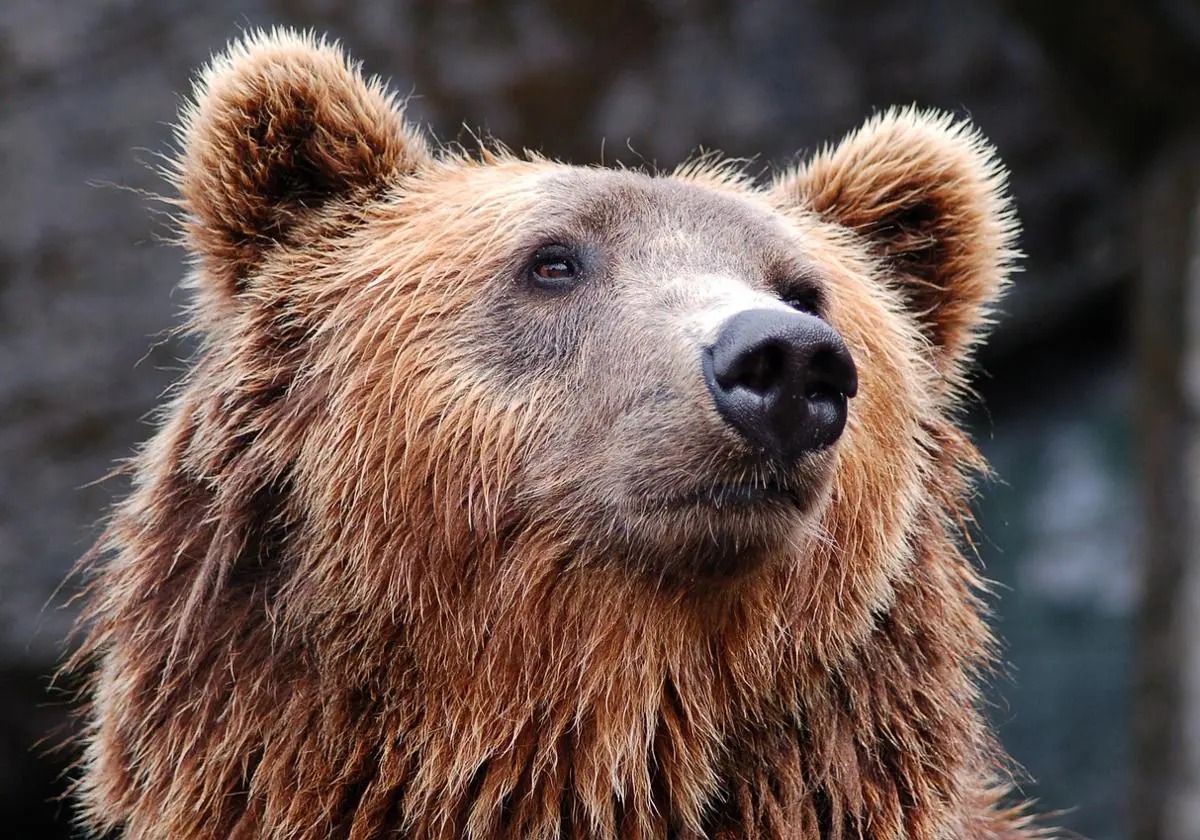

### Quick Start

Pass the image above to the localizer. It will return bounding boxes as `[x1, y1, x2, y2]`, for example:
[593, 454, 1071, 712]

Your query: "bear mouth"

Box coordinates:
[665, 477, 803, 511]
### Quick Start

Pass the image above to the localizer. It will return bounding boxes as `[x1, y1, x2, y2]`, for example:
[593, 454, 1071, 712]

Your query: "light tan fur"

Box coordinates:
[71, 29, 1047, 840]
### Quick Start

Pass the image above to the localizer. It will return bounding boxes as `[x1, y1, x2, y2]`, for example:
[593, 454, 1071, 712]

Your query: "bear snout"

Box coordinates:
[702, 308, 858, 464]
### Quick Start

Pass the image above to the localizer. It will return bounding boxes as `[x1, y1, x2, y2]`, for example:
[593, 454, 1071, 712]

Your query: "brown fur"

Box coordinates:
[71, 29, 1049, 840]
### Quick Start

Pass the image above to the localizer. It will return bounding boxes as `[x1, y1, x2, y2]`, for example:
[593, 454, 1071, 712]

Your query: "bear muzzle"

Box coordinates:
[703, 308, 858, 465]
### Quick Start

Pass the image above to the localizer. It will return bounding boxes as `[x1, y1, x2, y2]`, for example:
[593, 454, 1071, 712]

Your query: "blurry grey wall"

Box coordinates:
[0, 0, 1131, 837]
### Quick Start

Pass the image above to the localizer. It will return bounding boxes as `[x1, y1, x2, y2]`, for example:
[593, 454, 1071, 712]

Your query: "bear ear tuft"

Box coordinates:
[773, 109, 1019, 381]
[172, 28, 432, 303]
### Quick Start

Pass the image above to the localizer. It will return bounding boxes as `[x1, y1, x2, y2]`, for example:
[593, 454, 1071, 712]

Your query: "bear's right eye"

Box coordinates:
[527, 245, 584, 291]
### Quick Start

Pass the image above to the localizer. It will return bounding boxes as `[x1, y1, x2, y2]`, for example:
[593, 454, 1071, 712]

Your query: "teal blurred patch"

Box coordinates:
[974, 368, 1131, 840]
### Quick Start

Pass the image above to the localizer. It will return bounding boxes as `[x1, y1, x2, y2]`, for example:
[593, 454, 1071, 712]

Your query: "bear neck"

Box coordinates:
[78, 406, 1021, 839]
[375, 511, 1002, 840]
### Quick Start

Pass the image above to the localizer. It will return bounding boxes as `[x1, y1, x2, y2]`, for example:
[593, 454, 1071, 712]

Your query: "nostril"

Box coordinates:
[719, 340, 787, 396]
[806, 344, 859, 400]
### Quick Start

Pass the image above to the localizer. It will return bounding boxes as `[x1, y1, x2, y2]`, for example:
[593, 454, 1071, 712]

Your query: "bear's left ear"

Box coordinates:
[172, 29, 433, 308]
[772, 109, 1019, 380]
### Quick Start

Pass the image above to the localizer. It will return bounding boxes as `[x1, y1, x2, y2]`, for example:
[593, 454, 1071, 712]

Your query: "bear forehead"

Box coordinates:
[464, 165, 818, 276]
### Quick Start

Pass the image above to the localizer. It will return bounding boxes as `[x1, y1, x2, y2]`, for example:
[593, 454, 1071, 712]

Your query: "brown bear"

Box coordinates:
[71, 28, 1048, 840]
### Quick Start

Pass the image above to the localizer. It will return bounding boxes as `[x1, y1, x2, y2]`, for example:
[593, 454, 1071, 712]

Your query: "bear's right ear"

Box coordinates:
[172, 29, 432, 304]
[771, 109, 1017, 385]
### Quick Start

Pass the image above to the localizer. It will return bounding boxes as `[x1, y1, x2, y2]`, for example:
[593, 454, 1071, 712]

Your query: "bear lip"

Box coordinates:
[662, 477, 803, 511]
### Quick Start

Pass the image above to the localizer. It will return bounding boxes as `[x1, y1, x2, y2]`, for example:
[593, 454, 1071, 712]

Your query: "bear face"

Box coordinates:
[405, 166, 909, 584]
[74, 29, 1036, 840]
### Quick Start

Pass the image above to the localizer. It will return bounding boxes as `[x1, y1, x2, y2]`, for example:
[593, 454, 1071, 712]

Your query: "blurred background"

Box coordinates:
[4, 1, 1200, 838]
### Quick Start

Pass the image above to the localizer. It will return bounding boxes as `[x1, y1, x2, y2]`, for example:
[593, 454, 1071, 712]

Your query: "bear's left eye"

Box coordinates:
[781, 287, 822, 316]
[527, 245, 583, 291]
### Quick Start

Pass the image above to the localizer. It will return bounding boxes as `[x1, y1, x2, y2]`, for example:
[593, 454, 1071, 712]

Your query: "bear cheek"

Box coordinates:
[816, 263, 931, 586]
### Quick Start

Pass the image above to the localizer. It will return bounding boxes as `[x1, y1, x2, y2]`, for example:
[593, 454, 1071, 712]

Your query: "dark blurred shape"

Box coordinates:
[1000, 0, 1200, 162]
[1133, 134, 1200, 840]
[0, 1, 1140, 838]
[1000, 4, 1200, 839]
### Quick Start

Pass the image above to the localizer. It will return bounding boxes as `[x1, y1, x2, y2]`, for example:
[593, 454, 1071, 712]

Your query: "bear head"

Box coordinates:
[75, 29, 1028, 840]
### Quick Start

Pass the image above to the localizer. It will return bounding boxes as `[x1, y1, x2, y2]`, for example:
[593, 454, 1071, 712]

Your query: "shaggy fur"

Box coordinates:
[71, 29, 1047, 840]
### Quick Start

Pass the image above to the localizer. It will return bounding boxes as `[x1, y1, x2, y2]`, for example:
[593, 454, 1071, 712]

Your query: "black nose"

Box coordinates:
[703, 308, 858, 462]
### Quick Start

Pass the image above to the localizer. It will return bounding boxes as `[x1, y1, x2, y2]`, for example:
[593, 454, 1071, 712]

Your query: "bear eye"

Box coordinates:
[781, 287, 822, 316]
[527, 245, 583, 291]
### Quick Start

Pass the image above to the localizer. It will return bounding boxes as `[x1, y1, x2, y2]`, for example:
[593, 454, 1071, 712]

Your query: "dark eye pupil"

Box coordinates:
[534, 259, 574, 280]
[526, 245, 584, 291]
[783, 291, 819, 314]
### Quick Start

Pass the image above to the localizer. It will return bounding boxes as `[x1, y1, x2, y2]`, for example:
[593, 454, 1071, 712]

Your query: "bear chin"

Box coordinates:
[616, 520, 803, 585]
[602, 452, 837, 584]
